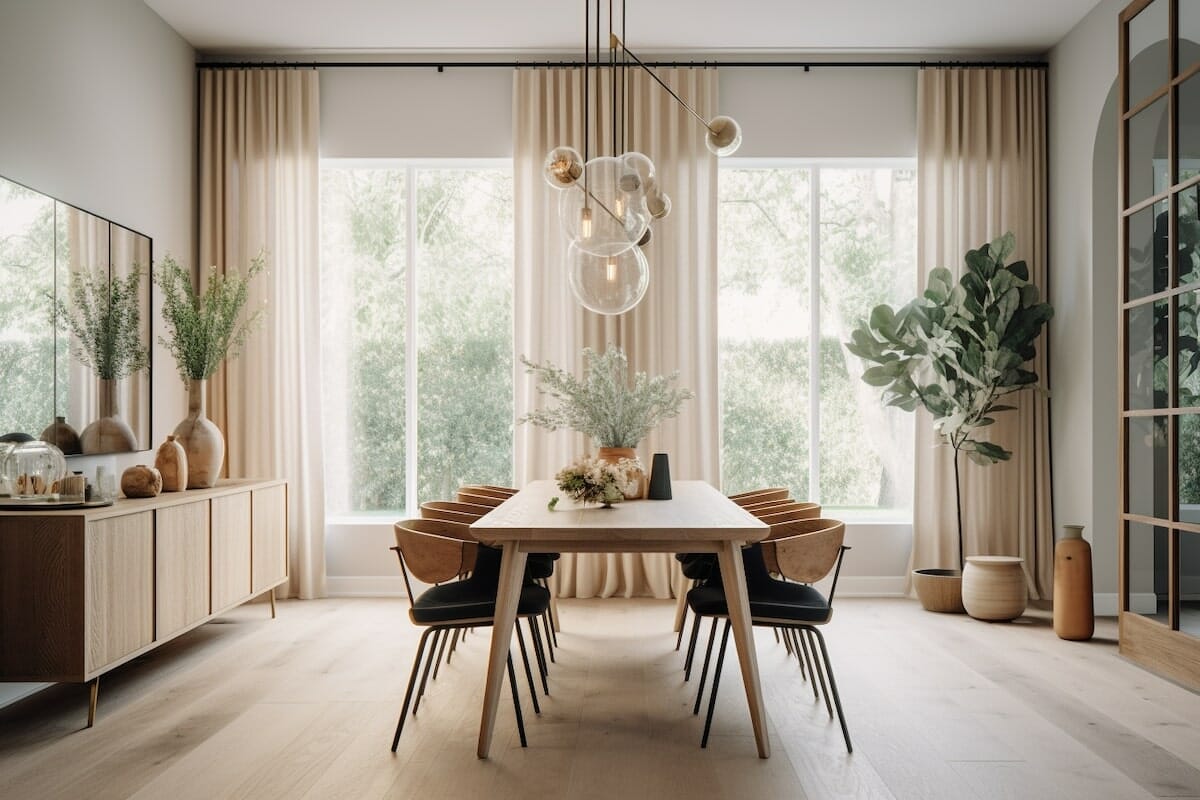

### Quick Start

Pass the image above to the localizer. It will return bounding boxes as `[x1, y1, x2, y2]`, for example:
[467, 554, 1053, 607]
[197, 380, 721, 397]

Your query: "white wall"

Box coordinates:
[0, 0, 196, 706]
[318, 62, 918, 596]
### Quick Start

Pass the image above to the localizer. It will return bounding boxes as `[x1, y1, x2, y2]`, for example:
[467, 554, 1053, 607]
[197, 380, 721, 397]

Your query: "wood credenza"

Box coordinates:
[0, 479, 287, 722]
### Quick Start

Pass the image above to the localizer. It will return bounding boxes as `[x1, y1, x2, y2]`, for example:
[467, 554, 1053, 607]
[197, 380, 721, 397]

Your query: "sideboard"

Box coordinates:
[0, 478, 288, 725]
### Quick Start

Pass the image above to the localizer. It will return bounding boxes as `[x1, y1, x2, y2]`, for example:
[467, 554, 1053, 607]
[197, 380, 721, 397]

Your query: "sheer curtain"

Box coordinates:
[513, 67, 720, 598]
[199, 68, 326, 599]
[914, 67, 1053, 598]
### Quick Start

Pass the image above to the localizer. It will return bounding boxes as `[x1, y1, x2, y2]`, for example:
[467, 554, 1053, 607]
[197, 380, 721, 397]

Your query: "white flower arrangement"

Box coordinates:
[555, 455, 643, 506]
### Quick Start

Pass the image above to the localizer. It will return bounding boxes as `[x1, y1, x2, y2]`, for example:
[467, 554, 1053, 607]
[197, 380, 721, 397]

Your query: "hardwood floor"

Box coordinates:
[1, 597, 1198, 799]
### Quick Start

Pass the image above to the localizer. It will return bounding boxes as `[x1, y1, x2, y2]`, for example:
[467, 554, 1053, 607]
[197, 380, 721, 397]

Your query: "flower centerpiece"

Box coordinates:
[51, 265, 149, 453]
[155, 254, 265, 488]
[555, 455, 642, 507]
[521, 344, 693, 497]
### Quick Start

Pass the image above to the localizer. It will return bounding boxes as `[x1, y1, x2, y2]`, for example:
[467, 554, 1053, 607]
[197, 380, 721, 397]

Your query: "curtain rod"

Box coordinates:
[197, 58, 1048, 70]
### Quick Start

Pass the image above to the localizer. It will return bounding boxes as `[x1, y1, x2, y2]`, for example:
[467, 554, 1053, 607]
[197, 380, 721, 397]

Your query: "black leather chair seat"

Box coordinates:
[676, 552, 718, 581]
[526, 553, 559, 580]
[411, 581, 550, 624]
[686, 580, 830, 623]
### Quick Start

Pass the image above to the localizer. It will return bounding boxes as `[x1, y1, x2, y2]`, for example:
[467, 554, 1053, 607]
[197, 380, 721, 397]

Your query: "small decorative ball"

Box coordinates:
[121, 465, 162, 498]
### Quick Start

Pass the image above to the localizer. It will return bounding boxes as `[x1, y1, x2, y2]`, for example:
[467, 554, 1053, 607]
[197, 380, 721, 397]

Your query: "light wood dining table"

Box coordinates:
[469, 479, 772, 759]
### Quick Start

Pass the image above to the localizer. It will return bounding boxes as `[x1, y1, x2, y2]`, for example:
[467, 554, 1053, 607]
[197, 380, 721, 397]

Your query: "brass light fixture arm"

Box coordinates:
[611, 35, 717, 135]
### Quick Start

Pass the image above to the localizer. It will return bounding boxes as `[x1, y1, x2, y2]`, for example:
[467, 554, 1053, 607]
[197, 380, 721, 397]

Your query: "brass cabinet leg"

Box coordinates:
[269, 589, 277, 619]
[87, 678, 99, 728]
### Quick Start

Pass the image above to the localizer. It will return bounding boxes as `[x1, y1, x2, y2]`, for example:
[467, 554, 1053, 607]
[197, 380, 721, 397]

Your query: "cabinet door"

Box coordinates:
[155, 501, 211, 639]
[252, 485, 287, 593]
[86, 511, 154, 674]
[211, 492, 252, 612]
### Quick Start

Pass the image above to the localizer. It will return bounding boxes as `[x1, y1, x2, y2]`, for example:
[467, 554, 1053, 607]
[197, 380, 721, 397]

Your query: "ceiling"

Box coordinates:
[144, 0, 1103, 56]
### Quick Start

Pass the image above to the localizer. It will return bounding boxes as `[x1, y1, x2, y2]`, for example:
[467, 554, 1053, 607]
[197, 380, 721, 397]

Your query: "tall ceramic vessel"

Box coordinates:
[173, 379, 224, 489]
[1053, 524, 1095, 640]
[962, 556, 1027, 621]
[597, 446, 644, 499]
[155, 435, 188, 492]
[80, 378, 137, 454]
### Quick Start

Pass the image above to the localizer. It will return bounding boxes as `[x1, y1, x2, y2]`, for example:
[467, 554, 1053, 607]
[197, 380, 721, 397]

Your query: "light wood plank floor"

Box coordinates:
[1, 597, 1198, 800]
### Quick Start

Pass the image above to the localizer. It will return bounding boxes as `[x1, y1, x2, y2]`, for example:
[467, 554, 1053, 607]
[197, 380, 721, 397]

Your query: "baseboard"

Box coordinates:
[325, 576, 408, 597]
[832, 576, 908, 597]
[1094, 592, 1159, 616]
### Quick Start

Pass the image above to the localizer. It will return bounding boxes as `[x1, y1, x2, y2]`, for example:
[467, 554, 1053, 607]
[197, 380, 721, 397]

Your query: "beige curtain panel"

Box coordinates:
[513, 67, 720, 598]
[914, 67, 1053, 599]
[199, 68, 327, 599]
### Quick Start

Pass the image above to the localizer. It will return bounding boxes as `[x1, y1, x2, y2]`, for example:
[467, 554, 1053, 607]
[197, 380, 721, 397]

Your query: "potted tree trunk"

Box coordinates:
[846, 232, 1053, 613]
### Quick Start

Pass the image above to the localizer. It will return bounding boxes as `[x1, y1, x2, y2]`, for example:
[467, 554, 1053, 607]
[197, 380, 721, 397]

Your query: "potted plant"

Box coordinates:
[52, 265, 149, 453]
[155, 254, 264, 488]
[521, 344, 693, 497]
[846, 232, 1053, 612]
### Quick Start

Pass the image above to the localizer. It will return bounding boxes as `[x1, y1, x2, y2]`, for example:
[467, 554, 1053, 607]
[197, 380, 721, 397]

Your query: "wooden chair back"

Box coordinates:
[728, 487, 790, 507]
[420, 500, 491, 523]
[770, 518, 847, 584]
[457, 490, 505, 507]
[461, 484, 517, 497]
[756, 502, 821, 525]
[393, 519, 479, 591]
[742, 497, 794, 514]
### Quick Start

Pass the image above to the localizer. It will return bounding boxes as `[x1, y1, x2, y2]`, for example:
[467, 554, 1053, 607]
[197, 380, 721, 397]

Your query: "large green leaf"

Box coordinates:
[990, 232, 1016, 264]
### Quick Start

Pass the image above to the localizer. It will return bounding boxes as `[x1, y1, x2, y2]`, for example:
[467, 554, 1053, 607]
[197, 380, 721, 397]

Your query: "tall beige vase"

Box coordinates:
[1053, 524, 1095, 640]
[80, 378, 137, 454]
[154, 435, 188, 492]
[173, 379, 224, 489]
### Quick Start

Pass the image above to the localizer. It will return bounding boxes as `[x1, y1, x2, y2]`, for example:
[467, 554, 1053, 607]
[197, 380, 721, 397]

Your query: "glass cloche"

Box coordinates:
[1, 440, 68, 497]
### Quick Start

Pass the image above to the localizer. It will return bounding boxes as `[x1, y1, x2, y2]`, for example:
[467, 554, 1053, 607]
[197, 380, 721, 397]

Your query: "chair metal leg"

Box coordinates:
[392, 627, 435, 752]
[514, 622, 541, 714]
[446, 628, 461, 664]
[810, 627, 852, 753]
[506, 651, 528, 748]
[796, 629, 819, 698]
[693, 617, 719, 715]
[790, 628, 808, 680]
[805, 628, 833, 718]
[541, 578, 560, 645]
[528, 618, 550, 695]
[701, 620, 732, 748]
[541, 610, 557, 663]
[675, 603, 689, 651]
[683, 613, 702, 680]
[431, 624, 451, 681]
[413, 628, 442, 714]
[781, 626, 794, 656]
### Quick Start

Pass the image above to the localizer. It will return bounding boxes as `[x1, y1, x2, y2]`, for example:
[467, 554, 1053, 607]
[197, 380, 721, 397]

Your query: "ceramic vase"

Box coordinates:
[80, 378, 137, 454]
[962, 556, 1027, 621]
[597, 446, 644, 499]
[173, 379, 224, 489]
[1054, 524, 1095, 640]
[120, 465, 162, 498]
[40, 416, 82, 455]
[155, 434, 189, 492]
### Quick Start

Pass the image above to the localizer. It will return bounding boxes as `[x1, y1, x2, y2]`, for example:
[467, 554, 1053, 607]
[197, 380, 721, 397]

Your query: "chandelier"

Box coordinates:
[542, 0, 743, 316]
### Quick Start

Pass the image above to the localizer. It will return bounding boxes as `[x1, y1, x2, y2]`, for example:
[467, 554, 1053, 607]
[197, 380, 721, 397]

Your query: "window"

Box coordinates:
[319, 162, 513, 516]
[718, 163, 916, 515]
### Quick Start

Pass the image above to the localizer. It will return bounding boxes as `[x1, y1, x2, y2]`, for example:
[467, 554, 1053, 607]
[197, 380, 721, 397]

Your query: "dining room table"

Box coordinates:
[469, 479, 772, 759]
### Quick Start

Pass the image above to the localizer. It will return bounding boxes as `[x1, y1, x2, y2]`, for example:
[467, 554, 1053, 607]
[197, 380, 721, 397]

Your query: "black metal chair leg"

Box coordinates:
[540, 610, 556, 663]
[675, 603, 689, 651]
[514, 622, 541, 714]
[806, 628, 834, 718]
[796, 629, 819, 698]
[790, 628, 808, 680]
[506, 651, 528, 748]
[810, 627, 852, 753]
[693, 617, 719, 715]
[528, 618, 550, 695]
[701, 620, 732, 748]
[683, 613, 702, 680]
[413, 628, 442, 714]
[446, 628, 461, 664]
[540, 578, 559, 647]
[431, 623, 451, 681]
[780, 626, 793, 656]
[391, 627, 435, 752]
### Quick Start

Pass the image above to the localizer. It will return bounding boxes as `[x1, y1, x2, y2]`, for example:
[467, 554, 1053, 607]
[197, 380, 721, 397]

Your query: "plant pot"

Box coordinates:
[80, 378, 137, 454]
[912, 568, 966, 613]
[962, 556, 1027, 621]
[1054, 524, 1095, 640]
[40, 416, 82, 455]
[173, 379, 224, 489]
[597, 446, 644, 499]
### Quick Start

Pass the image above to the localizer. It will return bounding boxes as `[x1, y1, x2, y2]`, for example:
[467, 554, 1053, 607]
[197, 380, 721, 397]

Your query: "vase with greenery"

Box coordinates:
[521, 344, 693, 498]
[155, 254, 265, 488]
[52, 265, 149, 453]
[846, 232, 1053, 606]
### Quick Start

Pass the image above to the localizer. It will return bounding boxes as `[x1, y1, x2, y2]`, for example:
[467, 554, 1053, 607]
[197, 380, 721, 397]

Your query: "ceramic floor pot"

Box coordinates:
[962, 556, 1027, 621]
[1053, 524, 1095, 640]
[912, 568, 965, 613]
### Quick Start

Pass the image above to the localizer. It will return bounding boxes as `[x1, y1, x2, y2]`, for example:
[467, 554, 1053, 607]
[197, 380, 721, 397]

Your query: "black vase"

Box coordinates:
[647, 452, 672, 500]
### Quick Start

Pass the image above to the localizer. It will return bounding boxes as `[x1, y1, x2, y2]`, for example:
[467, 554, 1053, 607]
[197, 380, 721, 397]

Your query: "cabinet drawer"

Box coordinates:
[86, 512, 154, 674]
[252, 485, 287, 593]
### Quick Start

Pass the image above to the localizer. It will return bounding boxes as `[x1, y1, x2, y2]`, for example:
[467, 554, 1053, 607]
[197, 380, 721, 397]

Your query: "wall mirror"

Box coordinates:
[0, 175, 151, 454]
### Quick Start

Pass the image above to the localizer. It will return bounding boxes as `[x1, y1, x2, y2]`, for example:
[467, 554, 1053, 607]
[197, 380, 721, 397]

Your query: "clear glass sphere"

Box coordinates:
[567, 241, 650, 315]
[1, 440, 67, 496]
[619, 151, 655, 193]
[542, 146, 584, 190]
[647, 191, 672, 220]
[705, 115, 743, 157]
[559, 156, 651, 256]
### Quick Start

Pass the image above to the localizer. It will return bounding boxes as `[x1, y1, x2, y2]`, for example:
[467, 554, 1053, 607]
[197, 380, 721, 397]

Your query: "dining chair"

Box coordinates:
[688, 517, 853, 752]
[460, 484, 518, 497]
[389, 518, 551, 751]
[727, 487, 790, 507]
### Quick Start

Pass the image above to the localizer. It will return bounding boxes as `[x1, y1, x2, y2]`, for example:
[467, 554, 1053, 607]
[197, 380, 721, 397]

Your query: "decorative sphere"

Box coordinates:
[542, 146, 584, 189]
[705, 115, 743, 157]
[567, 241, 649, 315]
[559, 156, 651, 256]
[646, 191, 672, 220]
[619, 151, 655, 192]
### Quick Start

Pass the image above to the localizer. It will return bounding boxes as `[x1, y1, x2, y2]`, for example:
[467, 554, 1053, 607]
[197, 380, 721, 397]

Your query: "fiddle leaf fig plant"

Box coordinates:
[846, 232, 1053, 568]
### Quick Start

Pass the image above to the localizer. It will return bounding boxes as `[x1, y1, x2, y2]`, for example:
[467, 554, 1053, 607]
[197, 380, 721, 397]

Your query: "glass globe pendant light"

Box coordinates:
[567, 240, 649, 315]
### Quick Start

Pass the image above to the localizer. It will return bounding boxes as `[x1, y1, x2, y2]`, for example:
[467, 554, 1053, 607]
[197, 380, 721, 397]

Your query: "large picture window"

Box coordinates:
[320, 162, 514, 516]
[718, 163, 916, 515]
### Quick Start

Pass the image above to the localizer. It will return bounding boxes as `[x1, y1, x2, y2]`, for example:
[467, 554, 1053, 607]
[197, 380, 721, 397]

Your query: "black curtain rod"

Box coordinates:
[197, 58, 1048, 70]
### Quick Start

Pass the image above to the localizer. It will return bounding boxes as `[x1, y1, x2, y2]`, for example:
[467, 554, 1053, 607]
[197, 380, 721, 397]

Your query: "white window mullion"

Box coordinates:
[405, 166, 419, 514]
[808, 167, 821, 504]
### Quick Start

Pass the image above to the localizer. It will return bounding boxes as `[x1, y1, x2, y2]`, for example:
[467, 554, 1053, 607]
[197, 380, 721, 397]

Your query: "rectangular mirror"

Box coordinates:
[0, 175, 152, 454]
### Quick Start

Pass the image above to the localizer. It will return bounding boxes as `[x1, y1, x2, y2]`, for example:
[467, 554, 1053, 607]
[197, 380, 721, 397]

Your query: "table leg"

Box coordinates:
[716, 542, 770, 758]
[672, 563, 689, 633]
[477, 542, 528, 758]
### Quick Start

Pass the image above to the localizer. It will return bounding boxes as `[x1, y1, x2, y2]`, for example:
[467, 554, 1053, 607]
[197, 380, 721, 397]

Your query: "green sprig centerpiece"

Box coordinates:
[52, 265, 148, 381]
[155, 254, 265, 381]
[555, 455, 642, 507]
[521, 345, 693, 447]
